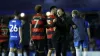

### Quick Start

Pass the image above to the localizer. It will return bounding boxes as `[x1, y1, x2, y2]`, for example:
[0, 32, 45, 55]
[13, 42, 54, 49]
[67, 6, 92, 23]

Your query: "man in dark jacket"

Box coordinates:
[52, 8, 76, 56]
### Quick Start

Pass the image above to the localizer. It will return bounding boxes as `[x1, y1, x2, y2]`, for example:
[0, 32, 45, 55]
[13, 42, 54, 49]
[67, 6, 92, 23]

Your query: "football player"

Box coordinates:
[30, 5, 47, 56]
[0, 17, 8, 56]
[8, 11, 22, 56]
[72, 10, 89, 56]
[46, 6, 57, 56]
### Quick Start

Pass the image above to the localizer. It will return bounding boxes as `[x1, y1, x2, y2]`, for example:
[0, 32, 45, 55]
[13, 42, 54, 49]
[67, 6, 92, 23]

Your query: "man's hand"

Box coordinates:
[29, 40, 32, 46]
[72, 25, 77, 29]
[47, 20, 51, 25]
[53, 19, 56, 23]
[29, 39, 34, 46]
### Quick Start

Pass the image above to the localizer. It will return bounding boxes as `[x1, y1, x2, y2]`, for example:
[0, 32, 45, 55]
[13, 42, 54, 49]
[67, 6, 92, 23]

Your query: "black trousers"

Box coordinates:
[53, 34, 69, 56]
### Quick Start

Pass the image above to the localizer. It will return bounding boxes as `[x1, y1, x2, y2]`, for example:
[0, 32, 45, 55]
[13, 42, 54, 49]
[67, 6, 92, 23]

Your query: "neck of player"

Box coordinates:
[14, 16, 18, 19]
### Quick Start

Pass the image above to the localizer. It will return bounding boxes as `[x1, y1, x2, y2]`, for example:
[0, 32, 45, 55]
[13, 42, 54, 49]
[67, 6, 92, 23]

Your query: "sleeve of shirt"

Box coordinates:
[21, 20, 25, 25]
[8, 22, 10, 28]
[18, 20, 22, 28]
[67, 16, 75, 26]
[70, 19, 75, 25]
[85, 21, 89, 28]
[54, 17, 66, 27]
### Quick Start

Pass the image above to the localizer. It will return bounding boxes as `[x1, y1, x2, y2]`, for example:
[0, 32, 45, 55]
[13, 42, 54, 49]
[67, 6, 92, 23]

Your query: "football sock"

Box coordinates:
[75, 48, 81, 56]
[2, 52, 5, 56]
[23, 51, 27, 56]
[18, 53, 22, 56]
[9, 52, 15, 56]
[83, 51, 87, 56]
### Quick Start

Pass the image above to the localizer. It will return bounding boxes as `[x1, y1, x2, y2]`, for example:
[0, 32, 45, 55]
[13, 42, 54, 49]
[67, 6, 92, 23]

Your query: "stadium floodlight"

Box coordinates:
[46, 11, 51, 16]
[20, 12, 25, 17]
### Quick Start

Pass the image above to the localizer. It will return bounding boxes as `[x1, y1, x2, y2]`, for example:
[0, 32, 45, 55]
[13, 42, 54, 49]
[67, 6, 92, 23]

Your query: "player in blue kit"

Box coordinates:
[80, 13, 91, 42]
[8, 11, 22, 56]
[72, 10, 90, 56]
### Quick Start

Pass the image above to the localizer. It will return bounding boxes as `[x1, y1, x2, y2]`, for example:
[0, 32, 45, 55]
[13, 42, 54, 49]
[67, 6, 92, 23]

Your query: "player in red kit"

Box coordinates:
[46, 6, 57, 56]
[30, 5, 47, 56]
[0, 18, 8, 56]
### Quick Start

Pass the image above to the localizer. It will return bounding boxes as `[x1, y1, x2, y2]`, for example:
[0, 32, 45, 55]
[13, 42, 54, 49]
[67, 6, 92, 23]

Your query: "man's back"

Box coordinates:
[72, 16, 87, 41]
[9, 19, 22, 40]
[31, 13, 46, 40]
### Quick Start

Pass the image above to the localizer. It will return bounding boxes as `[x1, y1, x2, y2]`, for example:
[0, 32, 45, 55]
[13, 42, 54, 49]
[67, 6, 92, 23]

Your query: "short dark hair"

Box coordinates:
[58, 8, 66, 15]
[35, 5, 42, 13]
[50, 6, 57, 11]
[58, 8, 64, 12]
[14, 11, 20, 16]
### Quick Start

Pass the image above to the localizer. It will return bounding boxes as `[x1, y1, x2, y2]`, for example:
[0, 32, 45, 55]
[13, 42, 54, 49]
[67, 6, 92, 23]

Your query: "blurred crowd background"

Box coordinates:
[0, 0, 100, 56]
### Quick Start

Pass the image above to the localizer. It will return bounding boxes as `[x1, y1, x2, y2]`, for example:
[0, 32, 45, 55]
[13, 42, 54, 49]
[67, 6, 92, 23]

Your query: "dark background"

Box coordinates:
[0, 0, 100, 14]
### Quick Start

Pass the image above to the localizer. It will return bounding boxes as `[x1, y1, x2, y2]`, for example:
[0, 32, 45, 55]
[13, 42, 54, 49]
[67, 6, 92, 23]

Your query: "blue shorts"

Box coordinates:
[74, 40, 88, 48]
[9, 39, 22, 49]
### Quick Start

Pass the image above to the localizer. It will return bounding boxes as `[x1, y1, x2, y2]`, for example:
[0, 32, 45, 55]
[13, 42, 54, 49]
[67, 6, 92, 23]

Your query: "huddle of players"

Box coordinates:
[8, 5, 91, 56]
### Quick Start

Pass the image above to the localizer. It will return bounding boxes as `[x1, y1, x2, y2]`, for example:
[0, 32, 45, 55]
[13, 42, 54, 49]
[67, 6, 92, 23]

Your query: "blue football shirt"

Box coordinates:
[8, 19, 22, 40]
